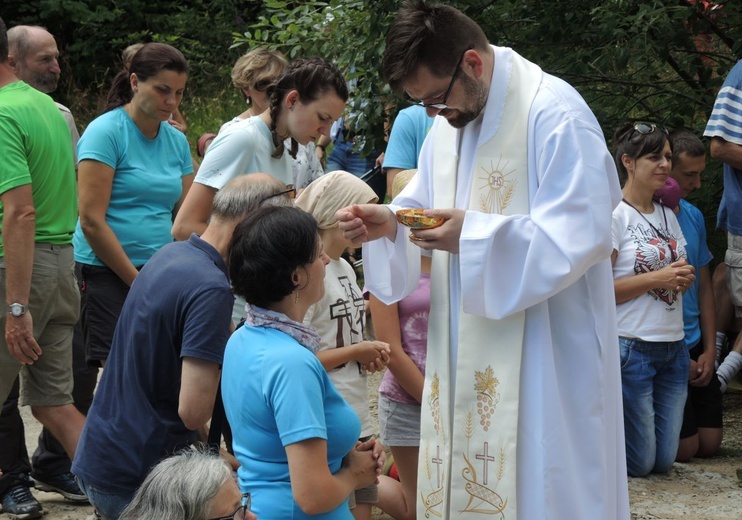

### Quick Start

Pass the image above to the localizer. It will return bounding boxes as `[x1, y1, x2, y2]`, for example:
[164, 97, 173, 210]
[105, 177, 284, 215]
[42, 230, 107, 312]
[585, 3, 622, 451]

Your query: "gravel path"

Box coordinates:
[10, 377, 742, 520]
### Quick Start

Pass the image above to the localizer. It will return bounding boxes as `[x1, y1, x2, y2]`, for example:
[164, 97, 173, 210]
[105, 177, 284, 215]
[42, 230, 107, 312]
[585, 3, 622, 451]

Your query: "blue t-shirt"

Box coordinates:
[222, 325, 360, 520]
[704, 59, 742, 235]
[73, 107, 192, 266]
[72, 235, 233, 493]
[382, 105, 435, 171]
[676, 199, 713, 349]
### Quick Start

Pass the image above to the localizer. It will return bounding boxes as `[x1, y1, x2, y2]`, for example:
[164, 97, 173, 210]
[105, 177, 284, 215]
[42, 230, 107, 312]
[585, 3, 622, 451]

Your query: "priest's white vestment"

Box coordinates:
[363, 46, 630, 519]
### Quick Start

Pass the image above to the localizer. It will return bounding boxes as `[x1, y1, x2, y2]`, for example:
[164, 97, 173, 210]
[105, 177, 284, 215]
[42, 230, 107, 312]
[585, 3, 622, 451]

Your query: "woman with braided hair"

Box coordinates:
[172, 57, 348, 241]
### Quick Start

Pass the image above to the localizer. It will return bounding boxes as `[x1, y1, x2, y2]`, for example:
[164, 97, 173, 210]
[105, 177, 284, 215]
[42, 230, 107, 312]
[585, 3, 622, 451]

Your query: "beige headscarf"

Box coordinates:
[391, 169, 417, 199]
[294, 170, 378, 229]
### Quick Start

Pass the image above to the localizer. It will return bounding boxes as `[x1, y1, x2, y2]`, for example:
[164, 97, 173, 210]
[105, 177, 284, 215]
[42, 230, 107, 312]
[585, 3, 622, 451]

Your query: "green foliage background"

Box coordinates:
[2, 0, 741, 257]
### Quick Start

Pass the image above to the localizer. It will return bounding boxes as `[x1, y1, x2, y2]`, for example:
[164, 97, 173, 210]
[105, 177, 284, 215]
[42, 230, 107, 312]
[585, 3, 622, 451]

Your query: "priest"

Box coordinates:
[337, 2, 630, 519]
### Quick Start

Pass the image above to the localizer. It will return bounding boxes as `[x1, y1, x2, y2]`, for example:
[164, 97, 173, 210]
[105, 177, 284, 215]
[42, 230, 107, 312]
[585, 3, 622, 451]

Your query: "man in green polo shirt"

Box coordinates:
[0, 16, 84, 518]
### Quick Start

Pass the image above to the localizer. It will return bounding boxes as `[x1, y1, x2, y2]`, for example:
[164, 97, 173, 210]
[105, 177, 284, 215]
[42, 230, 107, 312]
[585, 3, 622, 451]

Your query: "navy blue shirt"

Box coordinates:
[72, 235, 234, 493]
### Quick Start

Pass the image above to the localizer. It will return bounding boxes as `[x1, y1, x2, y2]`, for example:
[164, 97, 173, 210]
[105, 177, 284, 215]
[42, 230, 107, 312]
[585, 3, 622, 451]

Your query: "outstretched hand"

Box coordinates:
[336, 204, 397, 245]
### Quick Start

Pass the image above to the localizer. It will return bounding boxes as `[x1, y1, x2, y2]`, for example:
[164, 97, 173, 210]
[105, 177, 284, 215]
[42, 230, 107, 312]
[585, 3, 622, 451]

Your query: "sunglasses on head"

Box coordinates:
[626, 122, 668, 142]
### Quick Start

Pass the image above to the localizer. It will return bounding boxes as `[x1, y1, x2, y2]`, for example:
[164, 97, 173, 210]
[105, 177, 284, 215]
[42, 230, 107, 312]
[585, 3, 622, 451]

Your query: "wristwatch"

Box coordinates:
[8, 303, 27, 317]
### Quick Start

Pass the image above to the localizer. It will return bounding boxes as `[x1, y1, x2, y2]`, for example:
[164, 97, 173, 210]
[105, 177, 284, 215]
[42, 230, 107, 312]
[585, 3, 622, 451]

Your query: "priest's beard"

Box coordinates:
[439, 73, 488, 129]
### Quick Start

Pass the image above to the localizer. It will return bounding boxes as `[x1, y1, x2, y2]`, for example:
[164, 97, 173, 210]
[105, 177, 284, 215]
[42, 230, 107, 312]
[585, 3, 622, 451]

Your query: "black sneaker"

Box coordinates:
[32, 471, 88, 503]
[0, 482, 43, 519]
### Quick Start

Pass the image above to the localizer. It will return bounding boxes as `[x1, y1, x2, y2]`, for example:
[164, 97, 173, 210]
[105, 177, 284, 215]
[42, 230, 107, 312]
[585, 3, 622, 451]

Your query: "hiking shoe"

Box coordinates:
[0, 482, 43, 519]
[32, 471, 88, 502]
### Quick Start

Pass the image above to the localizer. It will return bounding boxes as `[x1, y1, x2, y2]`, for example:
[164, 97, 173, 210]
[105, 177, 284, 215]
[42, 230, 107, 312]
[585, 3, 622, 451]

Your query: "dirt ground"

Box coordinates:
[10, 378, 742, 520]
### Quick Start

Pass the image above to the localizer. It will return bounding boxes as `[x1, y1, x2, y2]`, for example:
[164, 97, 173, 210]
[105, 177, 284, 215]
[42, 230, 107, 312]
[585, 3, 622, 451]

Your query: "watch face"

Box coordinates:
[8, 304, 25, 317]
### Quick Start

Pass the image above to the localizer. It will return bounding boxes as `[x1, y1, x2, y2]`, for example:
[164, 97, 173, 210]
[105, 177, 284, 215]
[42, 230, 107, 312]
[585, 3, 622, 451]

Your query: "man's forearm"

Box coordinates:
[710, 137, 742, 171]
[3, 208, 35, 305]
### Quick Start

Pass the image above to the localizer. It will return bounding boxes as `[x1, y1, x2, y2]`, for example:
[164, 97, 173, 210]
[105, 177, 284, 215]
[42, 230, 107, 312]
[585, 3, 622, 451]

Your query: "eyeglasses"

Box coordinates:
[259, 184, 296, 205]
[626, 122, 668, 142]
[208, 493, 251, 520]
[409, 45, 474, 110]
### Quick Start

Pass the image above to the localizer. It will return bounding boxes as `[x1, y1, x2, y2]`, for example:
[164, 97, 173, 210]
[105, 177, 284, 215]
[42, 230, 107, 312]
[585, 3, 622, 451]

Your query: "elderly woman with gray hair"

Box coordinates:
[119, 448, 256, 520]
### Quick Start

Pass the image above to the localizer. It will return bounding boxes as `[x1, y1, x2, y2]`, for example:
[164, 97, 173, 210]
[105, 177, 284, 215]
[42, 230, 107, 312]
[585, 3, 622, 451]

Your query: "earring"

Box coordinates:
[294, 290, 299, 304]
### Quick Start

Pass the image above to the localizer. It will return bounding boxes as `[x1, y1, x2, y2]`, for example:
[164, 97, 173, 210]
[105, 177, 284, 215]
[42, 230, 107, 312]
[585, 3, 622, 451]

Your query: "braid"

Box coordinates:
[268, 85, 286, 159]
[268, 57, 349, 160]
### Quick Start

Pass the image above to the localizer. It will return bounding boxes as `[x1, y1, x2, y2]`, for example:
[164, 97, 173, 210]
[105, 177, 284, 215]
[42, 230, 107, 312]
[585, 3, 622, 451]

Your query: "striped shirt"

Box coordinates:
[704, 60, 742, 234]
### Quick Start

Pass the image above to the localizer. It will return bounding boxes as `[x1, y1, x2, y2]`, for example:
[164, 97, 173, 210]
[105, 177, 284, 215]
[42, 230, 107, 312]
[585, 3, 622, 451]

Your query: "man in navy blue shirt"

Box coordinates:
[71, 174, 293, 519]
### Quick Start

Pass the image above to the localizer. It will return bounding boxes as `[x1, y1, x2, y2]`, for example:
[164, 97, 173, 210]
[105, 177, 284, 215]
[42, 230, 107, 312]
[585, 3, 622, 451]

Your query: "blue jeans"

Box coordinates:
[76, 475, 133, 520]
[619, 337, 689, 477]
[325, 140, 378, 177]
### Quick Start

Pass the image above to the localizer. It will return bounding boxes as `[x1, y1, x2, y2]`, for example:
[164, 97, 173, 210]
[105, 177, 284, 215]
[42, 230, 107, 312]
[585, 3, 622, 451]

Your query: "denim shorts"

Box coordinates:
[378, 394, 421, 447]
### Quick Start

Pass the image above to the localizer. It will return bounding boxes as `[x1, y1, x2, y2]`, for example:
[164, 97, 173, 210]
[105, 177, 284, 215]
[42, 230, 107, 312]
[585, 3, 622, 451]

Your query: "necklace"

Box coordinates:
[621, 198, 677, 262]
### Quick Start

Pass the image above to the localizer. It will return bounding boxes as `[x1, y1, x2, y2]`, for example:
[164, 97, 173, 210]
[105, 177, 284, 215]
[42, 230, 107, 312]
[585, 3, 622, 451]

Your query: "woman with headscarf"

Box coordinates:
[295, 171, 391, 520]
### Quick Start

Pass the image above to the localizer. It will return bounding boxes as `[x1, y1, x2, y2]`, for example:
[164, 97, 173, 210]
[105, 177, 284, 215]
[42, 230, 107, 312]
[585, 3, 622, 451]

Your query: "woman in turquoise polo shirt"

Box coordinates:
[74, 43, 193, 366]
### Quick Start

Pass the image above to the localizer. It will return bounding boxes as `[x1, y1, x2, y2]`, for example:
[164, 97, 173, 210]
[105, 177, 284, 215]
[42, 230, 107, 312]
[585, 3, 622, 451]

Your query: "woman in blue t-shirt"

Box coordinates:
[74, 43, 193, 366]
[222, 206, 383, 519]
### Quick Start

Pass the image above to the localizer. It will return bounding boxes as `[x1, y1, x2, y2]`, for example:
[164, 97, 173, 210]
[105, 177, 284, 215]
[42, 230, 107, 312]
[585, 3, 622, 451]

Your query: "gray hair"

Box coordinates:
[119, 447, 234, 520]
[211, 173, 293, 221]
[7, 25, 46, 62]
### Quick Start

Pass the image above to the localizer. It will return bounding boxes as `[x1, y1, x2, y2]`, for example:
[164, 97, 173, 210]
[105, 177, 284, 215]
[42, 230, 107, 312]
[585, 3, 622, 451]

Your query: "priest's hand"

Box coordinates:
[336, 204, 397, 245]
[407, 208, 465, 254]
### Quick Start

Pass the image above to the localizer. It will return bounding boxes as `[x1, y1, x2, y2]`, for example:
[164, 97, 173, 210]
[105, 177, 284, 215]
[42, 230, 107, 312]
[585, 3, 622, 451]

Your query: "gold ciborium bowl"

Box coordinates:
[395, 209, 445, 230]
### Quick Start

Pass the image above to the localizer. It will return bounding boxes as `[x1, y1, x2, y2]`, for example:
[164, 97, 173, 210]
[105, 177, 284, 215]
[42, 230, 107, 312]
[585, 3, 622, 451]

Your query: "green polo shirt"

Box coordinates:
[0, 81, 77, 256]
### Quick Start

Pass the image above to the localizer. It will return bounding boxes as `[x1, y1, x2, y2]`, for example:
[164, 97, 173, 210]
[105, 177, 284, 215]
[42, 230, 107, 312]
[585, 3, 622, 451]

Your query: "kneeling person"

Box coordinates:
[71, 174, 293, 520]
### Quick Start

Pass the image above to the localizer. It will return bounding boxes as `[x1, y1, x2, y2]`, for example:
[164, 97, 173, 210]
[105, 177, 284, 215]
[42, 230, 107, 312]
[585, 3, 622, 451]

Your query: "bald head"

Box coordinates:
[211, 173, 293, 223]
[8, 25, 60, 93]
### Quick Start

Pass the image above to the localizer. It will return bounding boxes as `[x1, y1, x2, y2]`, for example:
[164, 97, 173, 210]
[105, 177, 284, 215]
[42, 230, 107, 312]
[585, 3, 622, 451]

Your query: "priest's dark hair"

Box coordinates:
[382, 0, 488, 95]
